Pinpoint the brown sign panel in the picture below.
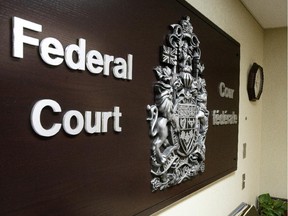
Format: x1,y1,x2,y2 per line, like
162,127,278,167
0,0,239,215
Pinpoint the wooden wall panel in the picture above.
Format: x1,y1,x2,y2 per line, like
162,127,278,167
0,0,239,215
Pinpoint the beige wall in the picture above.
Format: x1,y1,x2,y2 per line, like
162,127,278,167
261,27,287,199
153,0,288,215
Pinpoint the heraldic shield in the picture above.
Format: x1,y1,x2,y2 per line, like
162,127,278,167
177,104,197,156
147,17,209,191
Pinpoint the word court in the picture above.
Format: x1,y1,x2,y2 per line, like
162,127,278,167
11,16,134,137
31,99,122,137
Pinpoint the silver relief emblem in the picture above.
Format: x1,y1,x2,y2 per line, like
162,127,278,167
147,17,209,191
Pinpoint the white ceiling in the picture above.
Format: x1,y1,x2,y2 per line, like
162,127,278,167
240,0,287,29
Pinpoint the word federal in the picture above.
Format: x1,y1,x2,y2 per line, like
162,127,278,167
212,110,238,126
12,16,133,80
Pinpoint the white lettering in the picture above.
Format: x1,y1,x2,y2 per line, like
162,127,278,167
101,111,113,133
86,50,103,74
85,111,102,133
219,82,234,99
103,54,114,76
30,99,122,137
212,110,238,126
39,37,64,66
30,99,62,137
113,106,122,132
65,38,86,71
113,57,127,79
12,17,133,80
127,54,133,80
63,110,84,135
13,17,42,58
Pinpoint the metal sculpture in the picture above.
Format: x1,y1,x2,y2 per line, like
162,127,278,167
147,16,209,191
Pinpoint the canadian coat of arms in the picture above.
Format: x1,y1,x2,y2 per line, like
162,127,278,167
147,16,209,191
